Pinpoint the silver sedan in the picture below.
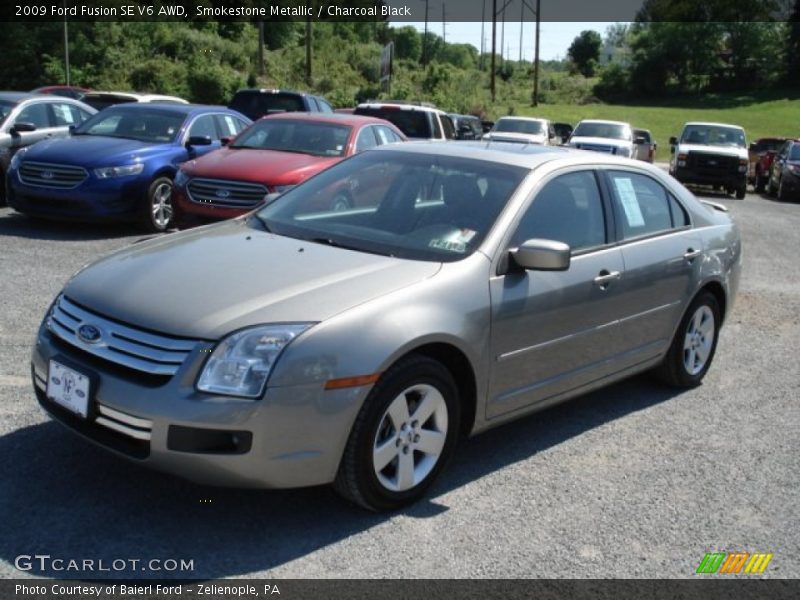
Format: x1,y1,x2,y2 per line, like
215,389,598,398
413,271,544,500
32,142,742,510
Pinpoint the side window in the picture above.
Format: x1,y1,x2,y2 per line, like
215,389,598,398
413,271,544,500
511,171,606,252
669,195,690,227
375,126,401,145
76,107,93,123
51,103,80,126
355,127,378,152
430,113,442,139
441,115,456,140
188,115,218,140
215,114,248,137
14,103,51,128
317,98,333,113
607,171,675,239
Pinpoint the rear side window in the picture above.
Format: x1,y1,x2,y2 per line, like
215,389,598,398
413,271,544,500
607,171,686,239
441,115,456,140
215,114,248,137
375,125,403,144
15,103,51,128
230,92,305,117
316,98,333,113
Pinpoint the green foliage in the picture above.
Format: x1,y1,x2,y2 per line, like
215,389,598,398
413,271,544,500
390,26,421,62
568,30,602,77
130,58,190,98
187,60,243,105
594,64,631,102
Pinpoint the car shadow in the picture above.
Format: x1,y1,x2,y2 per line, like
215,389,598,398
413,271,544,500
0,374,680,580
0,210,158,242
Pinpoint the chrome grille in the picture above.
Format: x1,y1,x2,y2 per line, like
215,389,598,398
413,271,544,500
579,144,615,154
19,161,88,189
47,295,200,376
187,178,268,208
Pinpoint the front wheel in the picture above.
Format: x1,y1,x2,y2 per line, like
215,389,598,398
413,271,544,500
735,183,746,200
656,292,721,388
777,178,789,202
334,355,461,511
141,176,174,232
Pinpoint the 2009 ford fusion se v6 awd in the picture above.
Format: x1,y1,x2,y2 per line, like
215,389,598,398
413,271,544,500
32,142,741,511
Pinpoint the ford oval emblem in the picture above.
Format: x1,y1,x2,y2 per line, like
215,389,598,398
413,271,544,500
215,189,231,199
42,171,54,179
77,324,102,344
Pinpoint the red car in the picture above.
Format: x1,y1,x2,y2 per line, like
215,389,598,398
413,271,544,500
748,137,791,193
173,113,406,224
30,85,90,100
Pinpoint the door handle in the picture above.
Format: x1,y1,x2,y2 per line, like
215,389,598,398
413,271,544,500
593,270,621,288
684,248,702,261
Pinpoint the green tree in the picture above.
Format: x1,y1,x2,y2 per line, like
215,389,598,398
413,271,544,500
787,0,800,86
390,26,421,62
567,30,602,77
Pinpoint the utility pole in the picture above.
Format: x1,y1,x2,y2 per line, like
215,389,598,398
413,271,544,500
533,0,540,106
480,0,485,70
257,22,264,76
63,13,70,85
500,1,505,63
491,0,496,101
442,4,446,44
422,0,429,65
519,0,524,62
305,15,312,85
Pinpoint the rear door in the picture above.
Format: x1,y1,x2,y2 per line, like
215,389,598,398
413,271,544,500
603,169,702,361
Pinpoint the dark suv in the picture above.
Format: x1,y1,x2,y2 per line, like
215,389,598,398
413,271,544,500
228,89,333,121
448,114,483,140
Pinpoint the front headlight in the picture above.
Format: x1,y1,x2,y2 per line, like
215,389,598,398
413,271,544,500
94,163,144,179
9,147,29,170
174,169,189,187
196,324,314,398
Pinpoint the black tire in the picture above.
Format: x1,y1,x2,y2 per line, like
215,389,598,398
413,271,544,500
334,354,461,511
0,167,6,206
656,291,721,388
755,171,766,193
767,174,777,197
735,184,746,200
140,176,174,232
777,178,789,202
330,192,353,212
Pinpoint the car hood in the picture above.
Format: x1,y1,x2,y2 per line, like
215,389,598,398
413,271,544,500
182,147,341,185
484,132,547,144
570,136,631,148
63,220,441,340
21,135,172,166
678,143,747,159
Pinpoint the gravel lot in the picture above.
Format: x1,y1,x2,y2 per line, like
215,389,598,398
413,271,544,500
0,187,798,580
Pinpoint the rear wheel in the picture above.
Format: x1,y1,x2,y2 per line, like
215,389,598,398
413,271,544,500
141,176,174,232
735,183,746,200
334,355,460,511
656,292,720,388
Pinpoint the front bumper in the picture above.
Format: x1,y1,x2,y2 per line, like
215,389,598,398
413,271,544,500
7,172,145,221
673,166,745,189
32,323,366,489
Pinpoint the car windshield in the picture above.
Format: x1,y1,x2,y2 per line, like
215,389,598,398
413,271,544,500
790,144,800,160
681,125,746,148
573,122,631,140
74,107,186,143
494,119,544,135
753,139,785,153
0,100,15,126
354,107,432,139
232,119,350,157
255,151,527,262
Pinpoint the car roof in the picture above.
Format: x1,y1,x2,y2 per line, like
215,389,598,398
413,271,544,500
576,119,631,127
683,121,744,130
234,88,311,97
0,92,43,102
497,116,548,122
260,112,403,128
83,91,187,103
94,103,235,116
356,102,447,115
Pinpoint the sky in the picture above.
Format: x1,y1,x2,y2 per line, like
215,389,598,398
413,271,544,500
401,21,621,61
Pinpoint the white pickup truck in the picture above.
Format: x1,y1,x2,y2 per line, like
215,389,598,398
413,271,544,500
669,121,748,199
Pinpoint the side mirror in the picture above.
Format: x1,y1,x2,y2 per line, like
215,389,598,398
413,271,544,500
634,136,646,145
186,135,212,147
10,122,37,134
669,136,678,146
220,136,233,146
510,239,571,271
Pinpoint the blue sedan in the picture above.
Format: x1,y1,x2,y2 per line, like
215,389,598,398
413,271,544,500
6,103,251,231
